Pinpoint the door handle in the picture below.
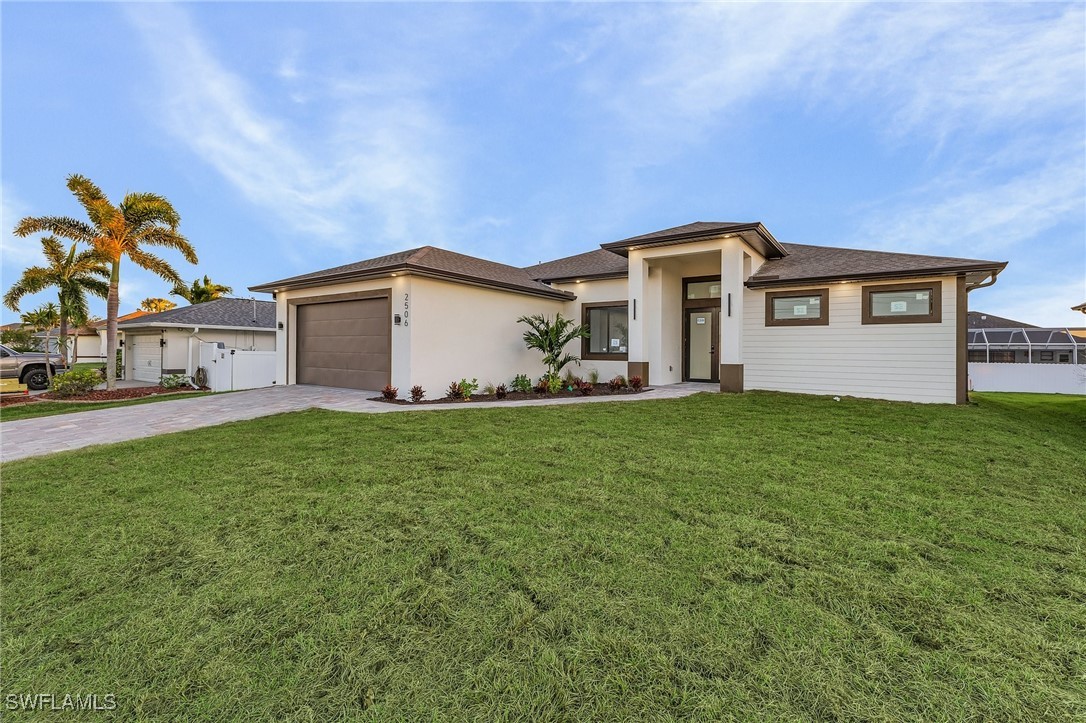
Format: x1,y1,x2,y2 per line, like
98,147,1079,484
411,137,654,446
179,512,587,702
710,345,716,354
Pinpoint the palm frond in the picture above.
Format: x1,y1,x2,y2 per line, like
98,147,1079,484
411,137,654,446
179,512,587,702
3,269,51,312
125,247,183,286
66,174,118,228
121,192,181,230
137,227,198,264
13,216,96,243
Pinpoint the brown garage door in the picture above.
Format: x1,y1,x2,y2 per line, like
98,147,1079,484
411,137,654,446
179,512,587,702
296,297,390,389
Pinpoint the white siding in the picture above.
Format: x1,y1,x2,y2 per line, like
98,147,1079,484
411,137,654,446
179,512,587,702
743,277,959,403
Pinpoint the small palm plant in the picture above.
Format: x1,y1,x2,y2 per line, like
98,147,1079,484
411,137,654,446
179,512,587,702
21,303,60,383
517,312,589,382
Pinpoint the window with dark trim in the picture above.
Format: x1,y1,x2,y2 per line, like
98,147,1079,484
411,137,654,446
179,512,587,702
861,281,942,324
1039,350,1054,362
582,302,628,360
967,350,987,362
764,288,829,326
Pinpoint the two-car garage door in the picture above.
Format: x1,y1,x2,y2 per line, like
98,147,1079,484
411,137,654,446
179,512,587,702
295,297,390,390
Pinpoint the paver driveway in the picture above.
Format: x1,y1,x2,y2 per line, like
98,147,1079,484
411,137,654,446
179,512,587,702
1,383,711,462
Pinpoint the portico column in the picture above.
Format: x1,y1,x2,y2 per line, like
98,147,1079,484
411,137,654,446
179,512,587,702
720,239,746,392
626,250,650,384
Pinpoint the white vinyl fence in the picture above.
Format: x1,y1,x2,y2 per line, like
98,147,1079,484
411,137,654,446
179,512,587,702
969,363,1086,395
198,342,277,393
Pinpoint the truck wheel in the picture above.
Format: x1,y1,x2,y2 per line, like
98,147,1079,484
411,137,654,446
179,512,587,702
22,368,50,390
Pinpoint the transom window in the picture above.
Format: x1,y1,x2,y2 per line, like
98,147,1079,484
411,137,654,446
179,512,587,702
582,302,628,360
764,289,829,326
686,281,721,300
862,281,942,324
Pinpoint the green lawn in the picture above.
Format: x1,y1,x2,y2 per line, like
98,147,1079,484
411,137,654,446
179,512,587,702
0,391,213,422
2,392,1083,720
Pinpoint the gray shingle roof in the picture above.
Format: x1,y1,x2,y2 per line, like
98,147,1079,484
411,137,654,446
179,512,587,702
524,249,628,282
251,246,573,300
968,311,1036,329
747,243,1006,288
118,298,276,330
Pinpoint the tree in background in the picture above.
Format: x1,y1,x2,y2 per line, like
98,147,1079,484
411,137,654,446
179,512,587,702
140,297,177,313
171,275,233,305
21,303,60,382
3,236,110,367
0,327,36,352
14,175,197,389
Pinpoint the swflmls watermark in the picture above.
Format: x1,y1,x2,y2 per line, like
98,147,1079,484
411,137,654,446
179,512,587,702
5,693,116,712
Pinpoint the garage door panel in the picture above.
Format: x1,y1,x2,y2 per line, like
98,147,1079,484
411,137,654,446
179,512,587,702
131,337,162,383
295,297,390,390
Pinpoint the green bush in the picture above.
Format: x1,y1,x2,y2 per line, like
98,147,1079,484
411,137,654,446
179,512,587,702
49,368,100,398
460,378,480,401
160,373,189,389
511,374,532,394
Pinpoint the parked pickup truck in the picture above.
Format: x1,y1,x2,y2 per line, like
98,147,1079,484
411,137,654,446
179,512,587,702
0,344,68,390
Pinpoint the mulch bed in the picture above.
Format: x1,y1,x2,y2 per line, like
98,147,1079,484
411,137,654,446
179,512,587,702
0,395,43,407
37,386,207,403
371,383,649,405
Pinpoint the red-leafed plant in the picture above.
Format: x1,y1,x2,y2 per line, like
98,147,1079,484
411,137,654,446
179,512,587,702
629,375,643,391
381,384,398,401
410,385,425,403
495,384,508,399
608,375,626,392
446,380,464,399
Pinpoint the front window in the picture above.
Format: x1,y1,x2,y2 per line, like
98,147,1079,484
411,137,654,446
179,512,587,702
583,303,628,360
862,281,942,324
765,289,829,326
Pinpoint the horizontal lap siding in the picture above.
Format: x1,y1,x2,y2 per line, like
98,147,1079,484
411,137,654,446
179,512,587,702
743,279,957,403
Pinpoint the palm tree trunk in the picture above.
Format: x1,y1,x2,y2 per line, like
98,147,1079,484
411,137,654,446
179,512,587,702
105,260,120,391
58,313,69,368
44,329,53,382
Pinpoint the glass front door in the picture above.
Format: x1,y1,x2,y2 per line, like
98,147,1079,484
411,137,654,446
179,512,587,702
685,308,719,382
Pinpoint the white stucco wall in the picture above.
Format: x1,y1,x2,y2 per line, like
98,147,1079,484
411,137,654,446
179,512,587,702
407,276,566,395
743,276,960,403
120,327,276,379
551,277,629,382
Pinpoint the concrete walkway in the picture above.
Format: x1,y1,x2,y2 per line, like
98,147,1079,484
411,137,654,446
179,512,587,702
1,383,715,463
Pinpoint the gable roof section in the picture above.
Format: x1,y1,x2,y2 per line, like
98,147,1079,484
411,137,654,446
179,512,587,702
118,298,276,330
524,249,628,283
601,221,788,259
747,243,1006,289
251,246,574,300
968,311,1036,329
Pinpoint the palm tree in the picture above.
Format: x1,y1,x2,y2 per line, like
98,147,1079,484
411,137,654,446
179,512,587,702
14,175,197,389
171,275,233,304
3,236,110,367
517,312,589,380
21,303,60,383
140,297,177,313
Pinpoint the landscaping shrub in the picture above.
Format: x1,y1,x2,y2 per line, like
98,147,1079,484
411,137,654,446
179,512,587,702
511,374,533,394
563,368,578,386
381,384,399,401
446,381,464,399
547,374,562,395
481,382,496,396
587,368,600,385
534,377,549,395
577,380,594,396
410,385,425,403
48,368,100,398
608,375,626,392
629,375,643,391
460,378,480,401
495,384,508,399
160,373,189,389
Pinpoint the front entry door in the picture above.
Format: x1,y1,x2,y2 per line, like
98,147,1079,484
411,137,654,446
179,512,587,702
684,308,719,382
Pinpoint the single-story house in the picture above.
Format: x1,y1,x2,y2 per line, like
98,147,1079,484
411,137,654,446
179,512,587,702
117,298,276,383
32,324,103,362
250,221,1008,404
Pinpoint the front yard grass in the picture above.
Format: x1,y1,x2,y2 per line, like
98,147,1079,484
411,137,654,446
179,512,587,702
2,392,1083,720
0,391,213,422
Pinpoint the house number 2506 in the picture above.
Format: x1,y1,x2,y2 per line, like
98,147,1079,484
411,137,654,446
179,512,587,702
402,293,410,326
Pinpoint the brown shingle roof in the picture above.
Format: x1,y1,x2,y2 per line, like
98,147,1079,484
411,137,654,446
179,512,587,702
524,249,627,282
251,246,573,300
746,243,1006,288
968,311,1036,329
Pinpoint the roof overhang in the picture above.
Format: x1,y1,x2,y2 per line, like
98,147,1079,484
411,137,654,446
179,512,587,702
117,322,276,332
250,264,575,301
745,262,1008,290
601,222,788,260
539,271,630,284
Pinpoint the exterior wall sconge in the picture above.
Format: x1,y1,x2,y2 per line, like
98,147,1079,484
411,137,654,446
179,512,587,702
160,338,167,347
277,321,284,330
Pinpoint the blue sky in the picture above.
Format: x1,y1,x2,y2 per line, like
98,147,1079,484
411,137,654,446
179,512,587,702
3,2,1084,326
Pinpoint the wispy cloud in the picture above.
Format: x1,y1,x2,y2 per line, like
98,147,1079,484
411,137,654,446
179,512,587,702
124,4,453,252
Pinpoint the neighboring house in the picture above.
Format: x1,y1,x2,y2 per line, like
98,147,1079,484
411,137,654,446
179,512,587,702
965,309,1085,395
117,298,276,383
251,221,1008,404
967,311,1036,329
32,324,104,363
